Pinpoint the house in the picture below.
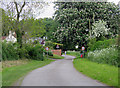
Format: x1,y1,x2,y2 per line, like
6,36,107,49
2,31,46,45
27,37,45,46
2,31,17,43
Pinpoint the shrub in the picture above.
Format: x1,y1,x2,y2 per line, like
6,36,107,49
45,41,54,49
87,46,118,66
44,50,53,56
87,38,117,51
2,42,44,61
22,43,33,58
2,42,19,60
28,44,44,60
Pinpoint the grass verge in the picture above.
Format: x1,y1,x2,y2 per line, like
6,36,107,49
48,54,64,59
66,51,80,57
73,58,118,87
2,58,54,86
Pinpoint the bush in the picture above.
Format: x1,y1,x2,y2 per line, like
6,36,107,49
2,42,19,60
87,46,118,66
45,41,54,49
44,50,53,56
28,44,44,60
87,38,117,51
2,42,44,61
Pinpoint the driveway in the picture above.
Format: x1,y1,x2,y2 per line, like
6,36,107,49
21,55,108,86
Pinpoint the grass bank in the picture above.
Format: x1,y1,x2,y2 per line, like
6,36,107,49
2,58,54,86
73,58,118,87
66,51,80,57
48,54,64,59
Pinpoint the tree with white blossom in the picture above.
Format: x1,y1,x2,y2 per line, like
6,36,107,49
53,2,119,50
91,20,111,40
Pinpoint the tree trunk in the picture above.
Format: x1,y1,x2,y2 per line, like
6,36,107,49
14,1,26,48
16,29,22,48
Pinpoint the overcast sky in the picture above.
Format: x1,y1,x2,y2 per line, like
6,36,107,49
36,0,120,19
36,2,55,19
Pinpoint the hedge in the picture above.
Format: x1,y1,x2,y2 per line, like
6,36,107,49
2,42,44,61
88,38,117,51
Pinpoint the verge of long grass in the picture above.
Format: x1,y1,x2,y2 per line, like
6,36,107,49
66,51,80,57
73,58,118,87
87,47,118,66
0,62,2,87
48,54,64,59
2,58,54,86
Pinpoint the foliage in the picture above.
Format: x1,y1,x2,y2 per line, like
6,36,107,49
53,2,119,50
53,42,63,49
28,44,44,60
44,50,53,56
24,18,46,38
91,20,111,40
2,42,19,60
2,1,48,47
87,46,118,66
45,41,63,49
87,38,96,52
42,18,59,40
1,8,13,36
73,59,118,86
2,42,44,61
87,38,117,51
45,41,54,49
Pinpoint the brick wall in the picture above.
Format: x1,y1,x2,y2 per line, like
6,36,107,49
51,49,62,56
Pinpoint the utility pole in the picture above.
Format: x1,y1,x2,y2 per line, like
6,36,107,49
89,19,91,39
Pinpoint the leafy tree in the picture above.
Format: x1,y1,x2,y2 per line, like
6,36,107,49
1,8,14,36
53,2,119,50
42,18,59,41
91,20,111,40
23,18,46,38
2,0,48,47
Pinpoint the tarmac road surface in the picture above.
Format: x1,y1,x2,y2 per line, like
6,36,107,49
21,55,108,86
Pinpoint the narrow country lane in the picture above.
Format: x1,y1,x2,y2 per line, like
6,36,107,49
21,55,108,86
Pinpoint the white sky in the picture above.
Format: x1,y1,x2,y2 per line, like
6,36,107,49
36,0,120,19
36,2,55,19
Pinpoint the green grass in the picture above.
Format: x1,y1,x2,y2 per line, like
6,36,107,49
0,62,2,87
48,54,64,59
2,58,54,86
73,58,118,87
66,51,80,57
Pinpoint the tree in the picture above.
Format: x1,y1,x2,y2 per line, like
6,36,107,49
42,18,59,41
14,17,46,43
26,18,46,38
2,0,48,47
53,2,120,50
1,8,14,36
91,20,111,40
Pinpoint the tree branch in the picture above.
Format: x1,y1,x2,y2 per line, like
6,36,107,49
19,1,26,13
14,1,19,14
